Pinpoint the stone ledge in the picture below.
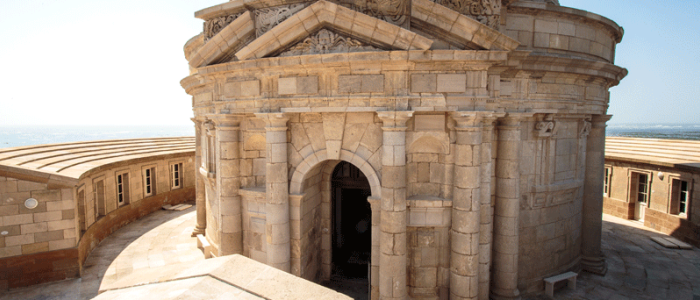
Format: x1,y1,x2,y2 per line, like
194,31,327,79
96,254,352,300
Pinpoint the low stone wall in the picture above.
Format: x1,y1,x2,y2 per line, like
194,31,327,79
0,186,194,291
603,197,634,220
644,209,700,247
78,186,194,269
0,248,79,290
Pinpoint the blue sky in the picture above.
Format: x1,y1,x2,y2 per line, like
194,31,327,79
0,0,697,126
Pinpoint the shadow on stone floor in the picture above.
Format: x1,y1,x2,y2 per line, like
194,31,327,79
0,204,201,300
2,212,699,300
525,215,700,300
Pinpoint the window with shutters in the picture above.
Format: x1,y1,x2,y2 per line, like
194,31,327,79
116,171,130,206
171,162,183,189
143,166,157,197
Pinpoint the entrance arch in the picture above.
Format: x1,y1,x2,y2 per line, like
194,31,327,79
330,161,372,280
289,151,380,299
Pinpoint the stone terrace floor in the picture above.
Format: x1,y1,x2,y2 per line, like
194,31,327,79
2,211,699,300
526,214,700,300
1,204,204,300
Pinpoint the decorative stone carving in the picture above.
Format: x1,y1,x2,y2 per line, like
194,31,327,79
430,0,501,29
336,0,409,27
204,121,216,136
535,121,556,137
255,4,307,37
204,13,244,41
579,119,592,138
278,29,380,57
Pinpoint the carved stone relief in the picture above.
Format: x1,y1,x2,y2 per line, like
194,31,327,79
204,13,245,41
255,4,308,37
535,121,556,138
278,29,381,57
335,0,409,28
430,0,501,29
579,119,592,138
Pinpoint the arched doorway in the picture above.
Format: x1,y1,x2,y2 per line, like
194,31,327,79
330,161,372,296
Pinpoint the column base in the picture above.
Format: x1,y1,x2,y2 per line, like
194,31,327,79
191,227,205,237
490,288,520,300
581,255,607,276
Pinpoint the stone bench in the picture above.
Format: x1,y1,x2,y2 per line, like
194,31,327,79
544,271,577,298
196,234,212,259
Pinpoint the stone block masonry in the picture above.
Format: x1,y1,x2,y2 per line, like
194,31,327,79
183,0,627,298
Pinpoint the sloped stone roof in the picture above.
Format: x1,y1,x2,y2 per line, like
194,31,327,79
0,137,194,186
606,137,700,171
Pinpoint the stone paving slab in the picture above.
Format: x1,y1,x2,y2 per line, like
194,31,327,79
0,205,203,300
2,210,699,300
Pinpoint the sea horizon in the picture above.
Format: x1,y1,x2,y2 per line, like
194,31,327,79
0,124,194,149
1,123,700,149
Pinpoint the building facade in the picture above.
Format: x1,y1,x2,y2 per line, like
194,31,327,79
604,137,700,247
181,0,627,298
0,138,195,289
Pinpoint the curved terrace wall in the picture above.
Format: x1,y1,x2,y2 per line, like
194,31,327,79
0,139,195,290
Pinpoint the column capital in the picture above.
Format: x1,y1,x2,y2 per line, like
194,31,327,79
590,114,613,127
209,114,245,130
498,112,535,127
377,111,414,129
450,111,498,129
203,120,216,137
191,117,206,124
254,112,291,129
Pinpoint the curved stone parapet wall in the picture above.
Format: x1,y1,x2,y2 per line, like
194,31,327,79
182,0,627,298
506,1,624,64
0,139,195,290
76,155,195,271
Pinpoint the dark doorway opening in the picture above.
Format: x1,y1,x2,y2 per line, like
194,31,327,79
327,161,371,299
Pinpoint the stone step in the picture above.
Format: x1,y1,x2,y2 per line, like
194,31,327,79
651,237,679,249
665,237,693,250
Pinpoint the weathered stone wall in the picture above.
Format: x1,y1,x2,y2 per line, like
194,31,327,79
183,0,627,297
0,178,76,259
506,3,622,63
604,160,700,247
0,153,195,290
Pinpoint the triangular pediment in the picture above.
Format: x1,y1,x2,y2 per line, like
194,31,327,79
277,28,383,57
234,0,433,61
411,0,519,51
188,11,255,68
187,0,519,68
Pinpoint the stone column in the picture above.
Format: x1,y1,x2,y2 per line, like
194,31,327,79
368,196,381,300
491,113,531,300
256,112,291,272
191,118,207,237
211,115,244,255
478,114,500,300
449,112,484,300
580,115,612,275
377,111,413,300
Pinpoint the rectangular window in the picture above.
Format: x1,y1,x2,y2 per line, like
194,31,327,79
144,166,156,197
671,179,690,215
93,179,105,217
117,172,130,206
604,167,611,196
637,173,649,204
171,162,183,189
78,188,86,231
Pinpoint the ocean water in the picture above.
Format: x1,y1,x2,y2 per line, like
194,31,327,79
606,124,700,140
1,124,699,149
0,125,194,149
